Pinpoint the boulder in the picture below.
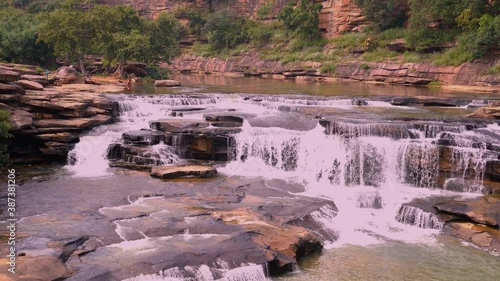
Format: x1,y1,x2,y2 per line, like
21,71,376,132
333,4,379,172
10,109,33,130
0,68,20,82
16,79,44,90
154,80,181,87
54,66,79,84
124,63,148,77
150,165,217,179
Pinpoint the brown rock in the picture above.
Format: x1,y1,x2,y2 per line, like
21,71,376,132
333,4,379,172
34,114,113,129
16,79,44,90
0,68,20,82
0,82,24,94
435,196,500,227
21,74,49,86
11,255,72,280
54,66,79,84
150,165,217,179
150,119,210,133
10,109,33,130
39,141,76,156
33,132,80,143
154,79,181,87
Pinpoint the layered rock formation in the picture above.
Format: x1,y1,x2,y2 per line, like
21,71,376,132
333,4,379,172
0,63,120,163
171,53,500,87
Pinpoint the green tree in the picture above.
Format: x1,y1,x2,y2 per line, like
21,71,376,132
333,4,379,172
0,110,12,168
149,12,184,61
0,7,55,65
278,0,323,38
38,0,96,76
203,10,248,49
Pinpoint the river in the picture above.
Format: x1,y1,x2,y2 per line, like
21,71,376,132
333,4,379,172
8,75,500,281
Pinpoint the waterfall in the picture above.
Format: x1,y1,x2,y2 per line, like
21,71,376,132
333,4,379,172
395,205,444,229
221,118,495,245
66,95,219,177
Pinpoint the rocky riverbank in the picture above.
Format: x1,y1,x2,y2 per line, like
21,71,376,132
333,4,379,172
0,63,123,164
170,53,500,92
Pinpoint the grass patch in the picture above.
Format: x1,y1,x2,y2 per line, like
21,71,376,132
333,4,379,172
330,32,367,51
433,46,472,66
486,65,500,75
362,48,399,62
320,62,336,74
402,52,433,63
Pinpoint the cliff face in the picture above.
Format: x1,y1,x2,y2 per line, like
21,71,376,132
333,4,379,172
171,53,500,87
97,0,367,38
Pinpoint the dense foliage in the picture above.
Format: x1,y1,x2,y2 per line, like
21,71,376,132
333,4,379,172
0,110,12,168
278,0,323,38
203,10,248,49
0,0,183,75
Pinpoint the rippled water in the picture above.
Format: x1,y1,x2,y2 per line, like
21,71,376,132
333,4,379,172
279,237,500,281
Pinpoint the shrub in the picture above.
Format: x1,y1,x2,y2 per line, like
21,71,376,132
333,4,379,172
187,11,206,37
257,1,274,19
246,22,274,47
320,63,336,74
355,0,407,30
278,0,323,38
0,110,12,168
405,28,458,52
486,65,500,75
433,45,473,66
330,33,367,50
203,10,248,49
362,48,398,62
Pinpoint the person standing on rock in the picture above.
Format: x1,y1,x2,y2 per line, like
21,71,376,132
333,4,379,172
44,69,49,79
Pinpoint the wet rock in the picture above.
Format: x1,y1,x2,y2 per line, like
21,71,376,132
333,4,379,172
203,113,251,123
60,236,89,262
0,68,20,82
54,66,79,84
151,165,217,179
248,113,317,131
150,119,209,133
443,222,500,251
15,79,44,90
351,98,368,106
123,130,165,145
155,79,181,87
109,160,152,171
434,196,500,227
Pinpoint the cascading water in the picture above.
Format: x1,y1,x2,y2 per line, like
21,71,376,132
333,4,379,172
221,117,495,246
66,95,219,177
